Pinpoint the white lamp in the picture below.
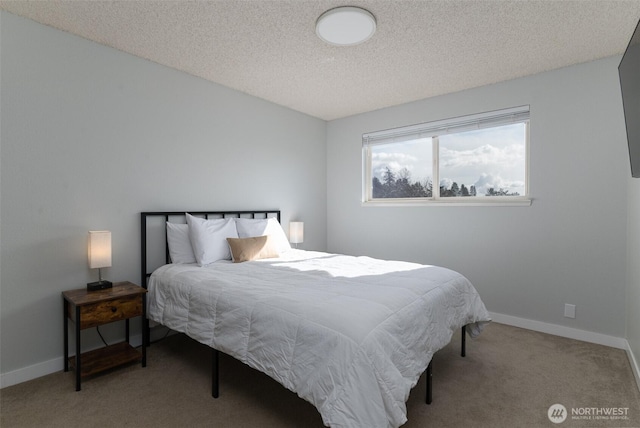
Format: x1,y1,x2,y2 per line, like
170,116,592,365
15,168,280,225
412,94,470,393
316,6,377,46
289,222,304,248
87,230,112,291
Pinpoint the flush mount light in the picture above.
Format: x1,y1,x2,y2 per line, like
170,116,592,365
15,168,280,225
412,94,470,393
316,6,376,46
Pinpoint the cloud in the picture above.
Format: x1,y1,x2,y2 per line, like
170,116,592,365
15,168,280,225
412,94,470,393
439,177,453,189
372,152,421,180
473,173,524,195
440,144,524,168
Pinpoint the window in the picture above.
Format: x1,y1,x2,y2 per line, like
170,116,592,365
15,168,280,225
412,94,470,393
362,106,530,205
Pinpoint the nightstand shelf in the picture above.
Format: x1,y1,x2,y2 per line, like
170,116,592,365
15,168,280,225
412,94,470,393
67,342,142,378
63,281,147,390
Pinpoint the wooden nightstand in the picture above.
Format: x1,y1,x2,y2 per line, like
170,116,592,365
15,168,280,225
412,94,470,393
62,281,147,391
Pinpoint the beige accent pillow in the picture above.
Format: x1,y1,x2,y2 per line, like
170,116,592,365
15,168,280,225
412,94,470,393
226,235,280,263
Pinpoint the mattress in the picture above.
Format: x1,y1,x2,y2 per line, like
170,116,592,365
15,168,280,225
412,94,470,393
147,249,490,428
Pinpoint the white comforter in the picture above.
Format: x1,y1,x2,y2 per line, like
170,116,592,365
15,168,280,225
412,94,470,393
147,249,490,428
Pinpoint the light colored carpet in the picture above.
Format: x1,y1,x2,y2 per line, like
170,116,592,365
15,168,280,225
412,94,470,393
1,322,639,427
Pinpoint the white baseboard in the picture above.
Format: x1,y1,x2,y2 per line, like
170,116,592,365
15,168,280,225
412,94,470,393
0,356,64,389
489,312,628,349
625,341,640,393
0,334,143,389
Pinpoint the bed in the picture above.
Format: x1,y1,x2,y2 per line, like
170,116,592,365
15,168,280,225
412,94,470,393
141,210,490,428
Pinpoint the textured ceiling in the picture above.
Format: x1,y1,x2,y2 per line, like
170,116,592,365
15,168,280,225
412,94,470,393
2,0,640,121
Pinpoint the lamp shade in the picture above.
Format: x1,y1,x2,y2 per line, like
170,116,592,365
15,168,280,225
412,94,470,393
289,222,304,244
88,231,112,269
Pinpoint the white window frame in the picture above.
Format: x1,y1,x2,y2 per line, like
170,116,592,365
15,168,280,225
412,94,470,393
362,106,532,206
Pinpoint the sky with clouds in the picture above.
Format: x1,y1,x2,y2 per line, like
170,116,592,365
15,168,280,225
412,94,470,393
371,123,526,196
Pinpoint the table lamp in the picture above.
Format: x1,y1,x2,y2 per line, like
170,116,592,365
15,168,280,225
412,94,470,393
289,222,304,248
87,230,113,291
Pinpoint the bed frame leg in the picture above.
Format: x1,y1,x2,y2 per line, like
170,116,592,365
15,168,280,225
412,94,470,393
426,360,432,404
461,325,466,357
425,325,466,406
144,318,150,347
212,348,219,398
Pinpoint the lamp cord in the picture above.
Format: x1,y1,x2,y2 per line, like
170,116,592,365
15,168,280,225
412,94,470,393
96,325,109,346
96,324,173,347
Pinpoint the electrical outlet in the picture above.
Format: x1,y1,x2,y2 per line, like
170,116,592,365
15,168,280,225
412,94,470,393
564,304,576,319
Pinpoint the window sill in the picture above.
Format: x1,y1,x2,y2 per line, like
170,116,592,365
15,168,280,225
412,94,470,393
362,197,532,207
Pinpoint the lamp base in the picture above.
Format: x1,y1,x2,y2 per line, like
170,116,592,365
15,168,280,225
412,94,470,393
87,280,113,291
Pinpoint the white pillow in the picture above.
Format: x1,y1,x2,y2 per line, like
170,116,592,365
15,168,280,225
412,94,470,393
166,222,196,264
186,214,238,266
235,217,291,254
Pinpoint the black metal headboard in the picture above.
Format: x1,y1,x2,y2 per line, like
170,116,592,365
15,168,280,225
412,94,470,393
140,210,281,289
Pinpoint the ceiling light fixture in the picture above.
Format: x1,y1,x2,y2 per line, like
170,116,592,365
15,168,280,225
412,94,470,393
316,6,377,46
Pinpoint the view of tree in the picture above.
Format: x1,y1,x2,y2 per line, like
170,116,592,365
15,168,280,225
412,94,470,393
373,167,432,198
372,166,519,198
485,187,520,196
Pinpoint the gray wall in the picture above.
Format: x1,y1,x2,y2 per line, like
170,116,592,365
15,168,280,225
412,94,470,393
0,12,327,377
326,56,629,338
627,177,640,376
